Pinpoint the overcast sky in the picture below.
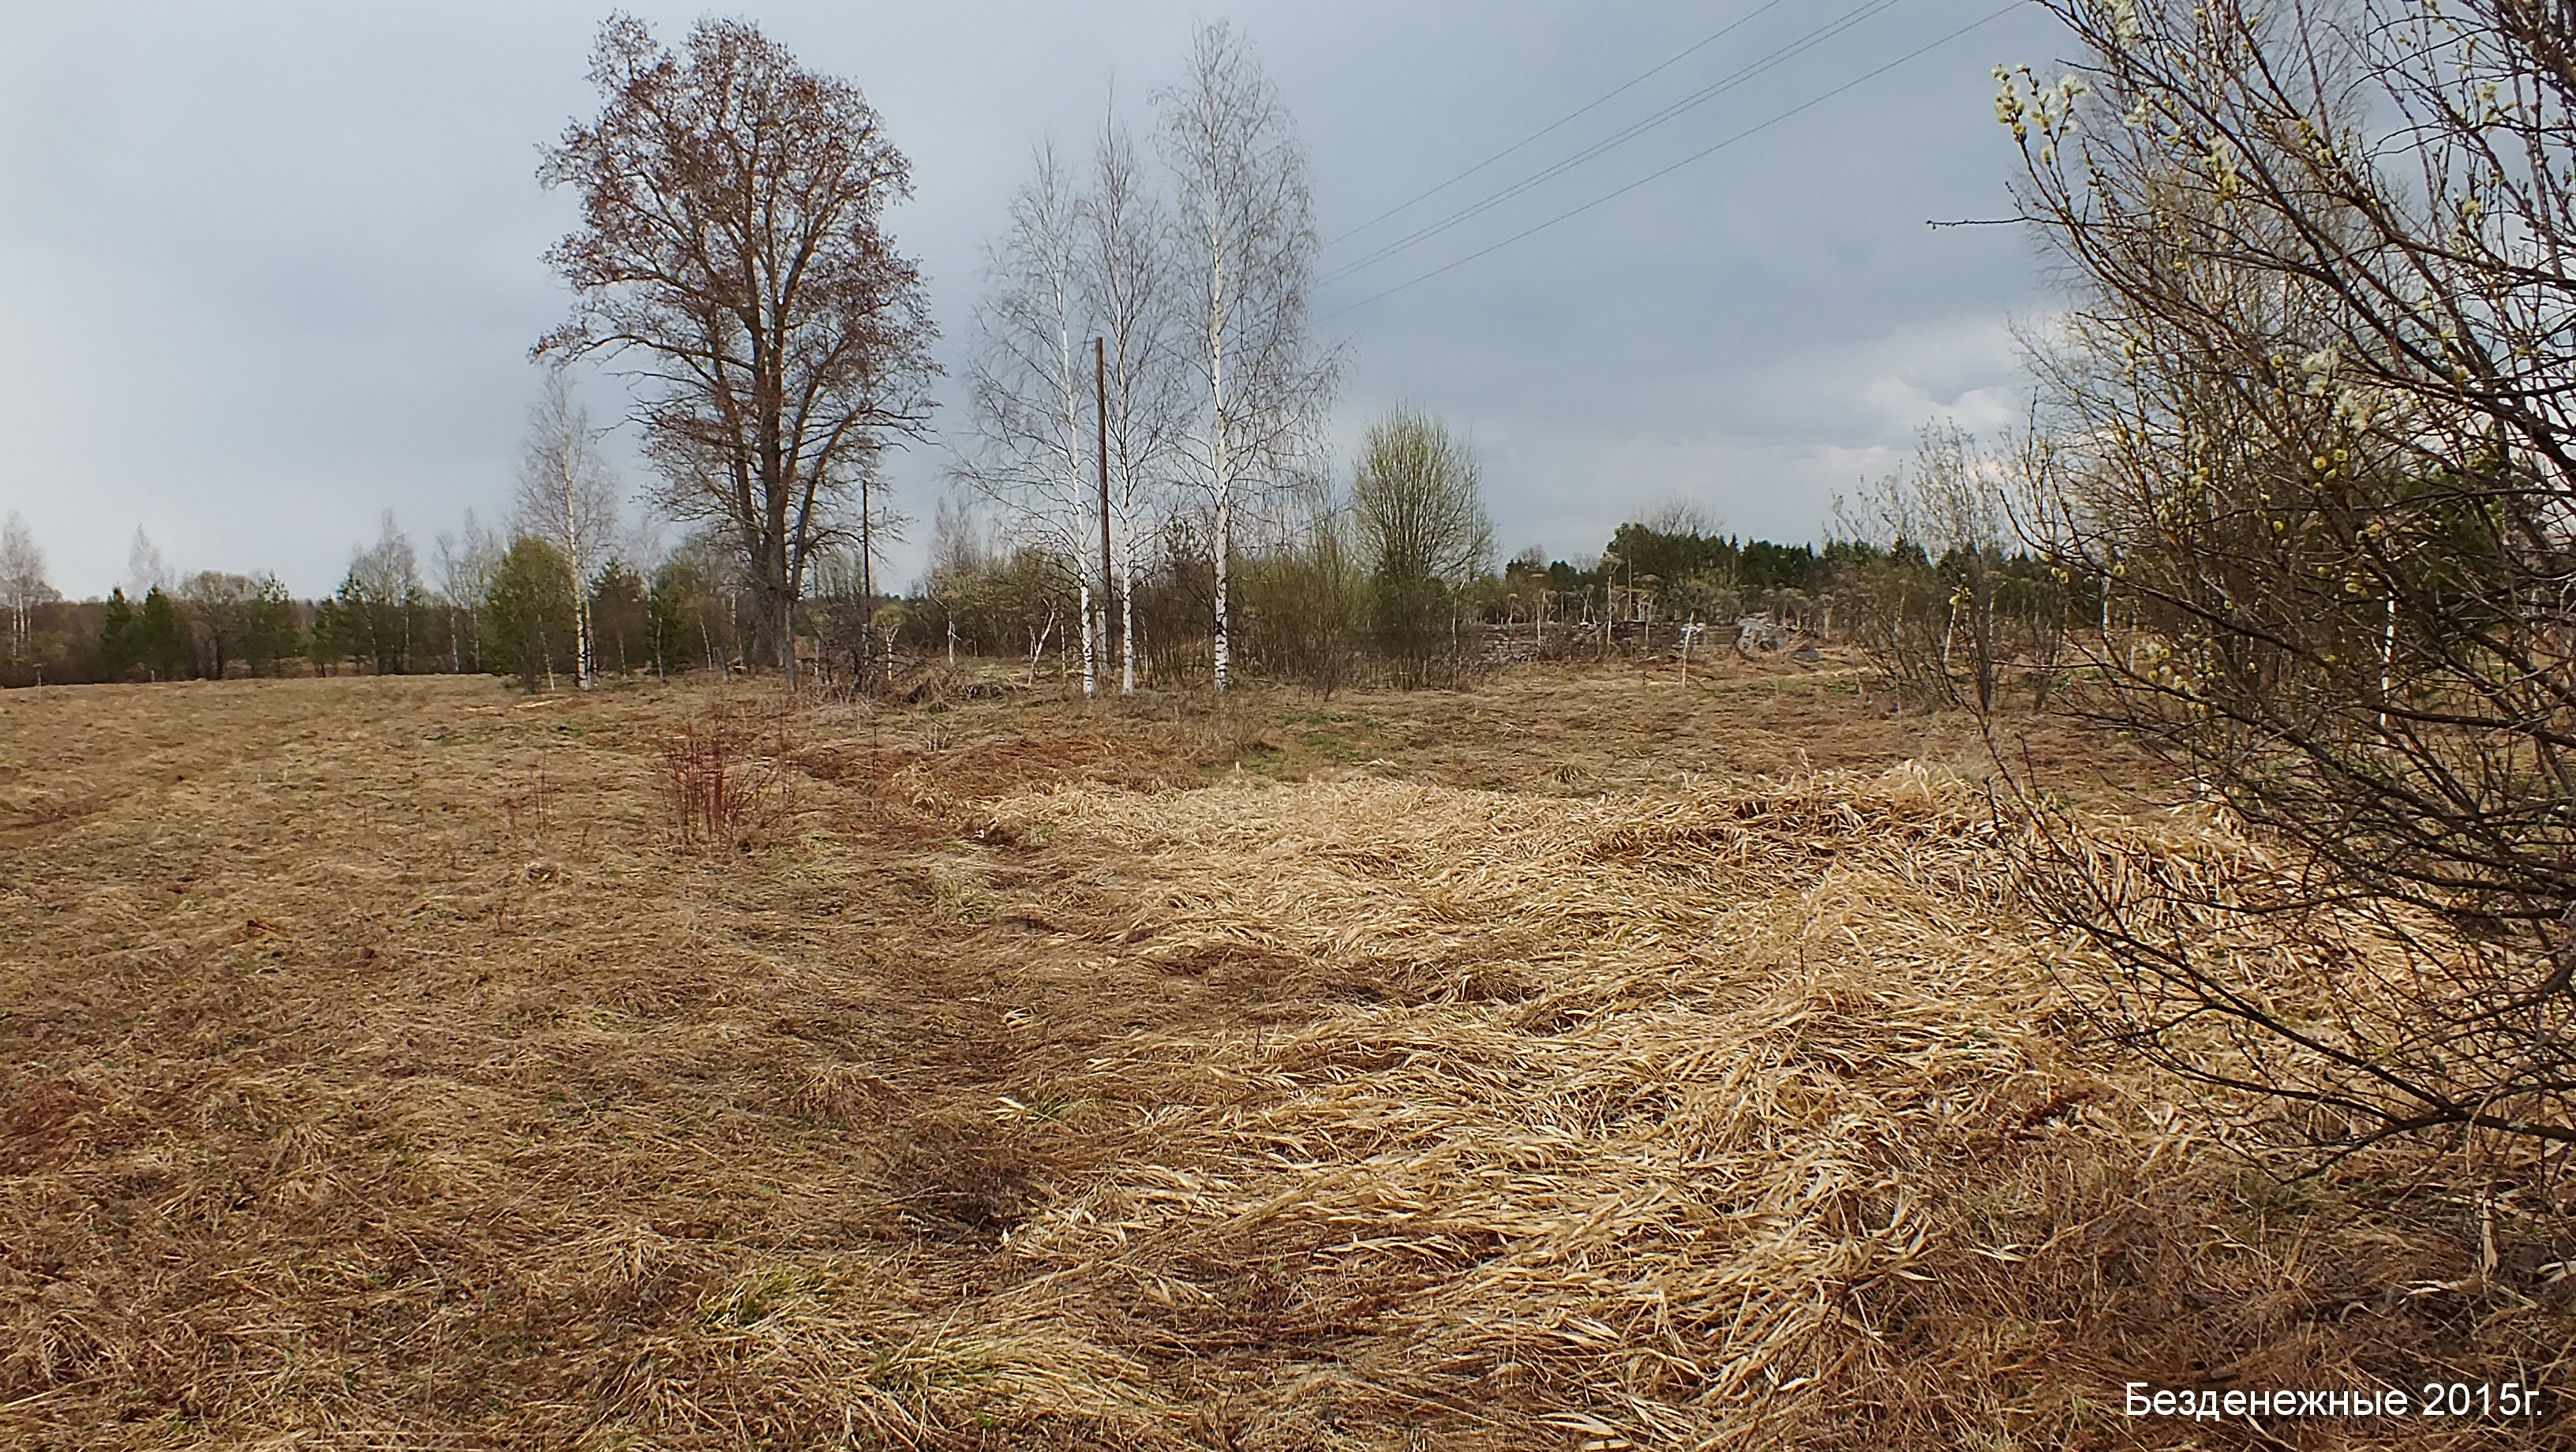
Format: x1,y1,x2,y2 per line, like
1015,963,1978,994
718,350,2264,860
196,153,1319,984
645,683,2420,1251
0,0,2069,599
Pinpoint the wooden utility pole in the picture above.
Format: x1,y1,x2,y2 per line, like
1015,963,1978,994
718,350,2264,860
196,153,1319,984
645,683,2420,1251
1095,337,1114,679
858,473,875,690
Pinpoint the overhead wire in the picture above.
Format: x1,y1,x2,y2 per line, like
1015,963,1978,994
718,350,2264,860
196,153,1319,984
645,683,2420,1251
1320,0,1913,286
1325,0,1795,248
1322,2,2024,320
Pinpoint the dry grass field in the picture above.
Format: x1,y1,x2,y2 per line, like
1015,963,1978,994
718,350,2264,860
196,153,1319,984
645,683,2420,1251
1,659,2567,1450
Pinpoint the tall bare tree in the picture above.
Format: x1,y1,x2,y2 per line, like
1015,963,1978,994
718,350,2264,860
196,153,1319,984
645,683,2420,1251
1080,116,1189,696
1156,22,1336,691
955,143,1103,693
515,372,622,688
125,528,172,601
538,15,938,672
0,512,57,656
338,512,423,675
1833,424,2032,712
177,571,257,680
434,509,506,675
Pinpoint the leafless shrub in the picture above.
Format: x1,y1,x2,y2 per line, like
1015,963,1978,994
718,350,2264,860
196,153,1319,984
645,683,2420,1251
1835,426,2069,713
2005,0,2576,1154
2023,799,2576,1166
661,719,801,849
499,762,555,839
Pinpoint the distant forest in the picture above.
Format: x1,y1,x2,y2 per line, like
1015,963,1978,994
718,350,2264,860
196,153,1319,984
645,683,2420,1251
0,503,2066,699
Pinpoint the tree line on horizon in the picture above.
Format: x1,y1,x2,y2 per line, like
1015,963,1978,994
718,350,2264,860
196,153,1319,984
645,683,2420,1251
4,488,2055,694
0,508,715,690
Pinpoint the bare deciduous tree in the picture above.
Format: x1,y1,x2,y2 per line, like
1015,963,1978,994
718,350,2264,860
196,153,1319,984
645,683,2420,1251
1081,117,1189,697
338,512,423,675
955,143,1102,693
515,372,622,689
1834,424,2049,713
434,510,506,675
960,111,1196,700
125,528,172,601
1156,22,1336,691
0,512,57,656
177,571,257,679
538,15,938,672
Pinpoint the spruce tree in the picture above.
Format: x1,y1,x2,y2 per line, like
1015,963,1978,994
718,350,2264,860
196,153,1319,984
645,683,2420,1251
137,587,185,679
587,559,646,679
96,587,136,679
481,538,576,691
645,568,692,679
242,575,302,675
307,600,347,675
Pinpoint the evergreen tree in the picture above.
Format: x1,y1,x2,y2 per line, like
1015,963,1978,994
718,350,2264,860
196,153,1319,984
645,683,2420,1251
96,587,137,679
136,587,185,679
242,575,303,675
587,559,646,679
481,537,577,691
307,599,349,675
644,567,692,679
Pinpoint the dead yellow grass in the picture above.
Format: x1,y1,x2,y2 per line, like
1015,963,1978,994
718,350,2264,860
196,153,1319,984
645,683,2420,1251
909,769,2559,1449
0,673,2563,1449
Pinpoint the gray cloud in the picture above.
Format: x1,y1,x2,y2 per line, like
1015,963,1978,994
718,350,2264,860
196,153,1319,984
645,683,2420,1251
0,0,2069,597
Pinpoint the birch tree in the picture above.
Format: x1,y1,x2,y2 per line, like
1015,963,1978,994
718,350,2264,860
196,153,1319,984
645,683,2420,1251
125,528,173,600
433,509,506,675
515,372,622,687
955,144,1103,693
0,512,57,656
337,512,423,675
1155,22,1335,691
1079,117,1189,695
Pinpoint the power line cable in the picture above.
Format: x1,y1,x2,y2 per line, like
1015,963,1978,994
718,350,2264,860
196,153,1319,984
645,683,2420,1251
1321,0,1911,286
1327,0,1795,248
1324,0,1905,284
1323,2,2022,320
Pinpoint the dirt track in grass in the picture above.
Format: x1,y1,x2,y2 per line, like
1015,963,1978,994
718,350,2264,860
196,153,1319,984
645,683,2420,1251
0,666,2559,1449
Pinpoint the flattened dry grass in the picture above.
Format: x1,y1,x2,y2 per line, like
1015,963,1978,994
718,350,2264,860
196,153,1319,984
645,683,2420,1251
0,673,2562,1449
945,770,2567,1448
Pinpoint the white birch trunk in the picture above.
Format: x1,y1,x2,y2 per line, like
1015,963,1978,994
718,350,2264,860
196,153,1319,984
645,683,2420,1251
1080,583,1096,698
1207,196,1232,694
560,474,593,689
1121,552,1136,694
